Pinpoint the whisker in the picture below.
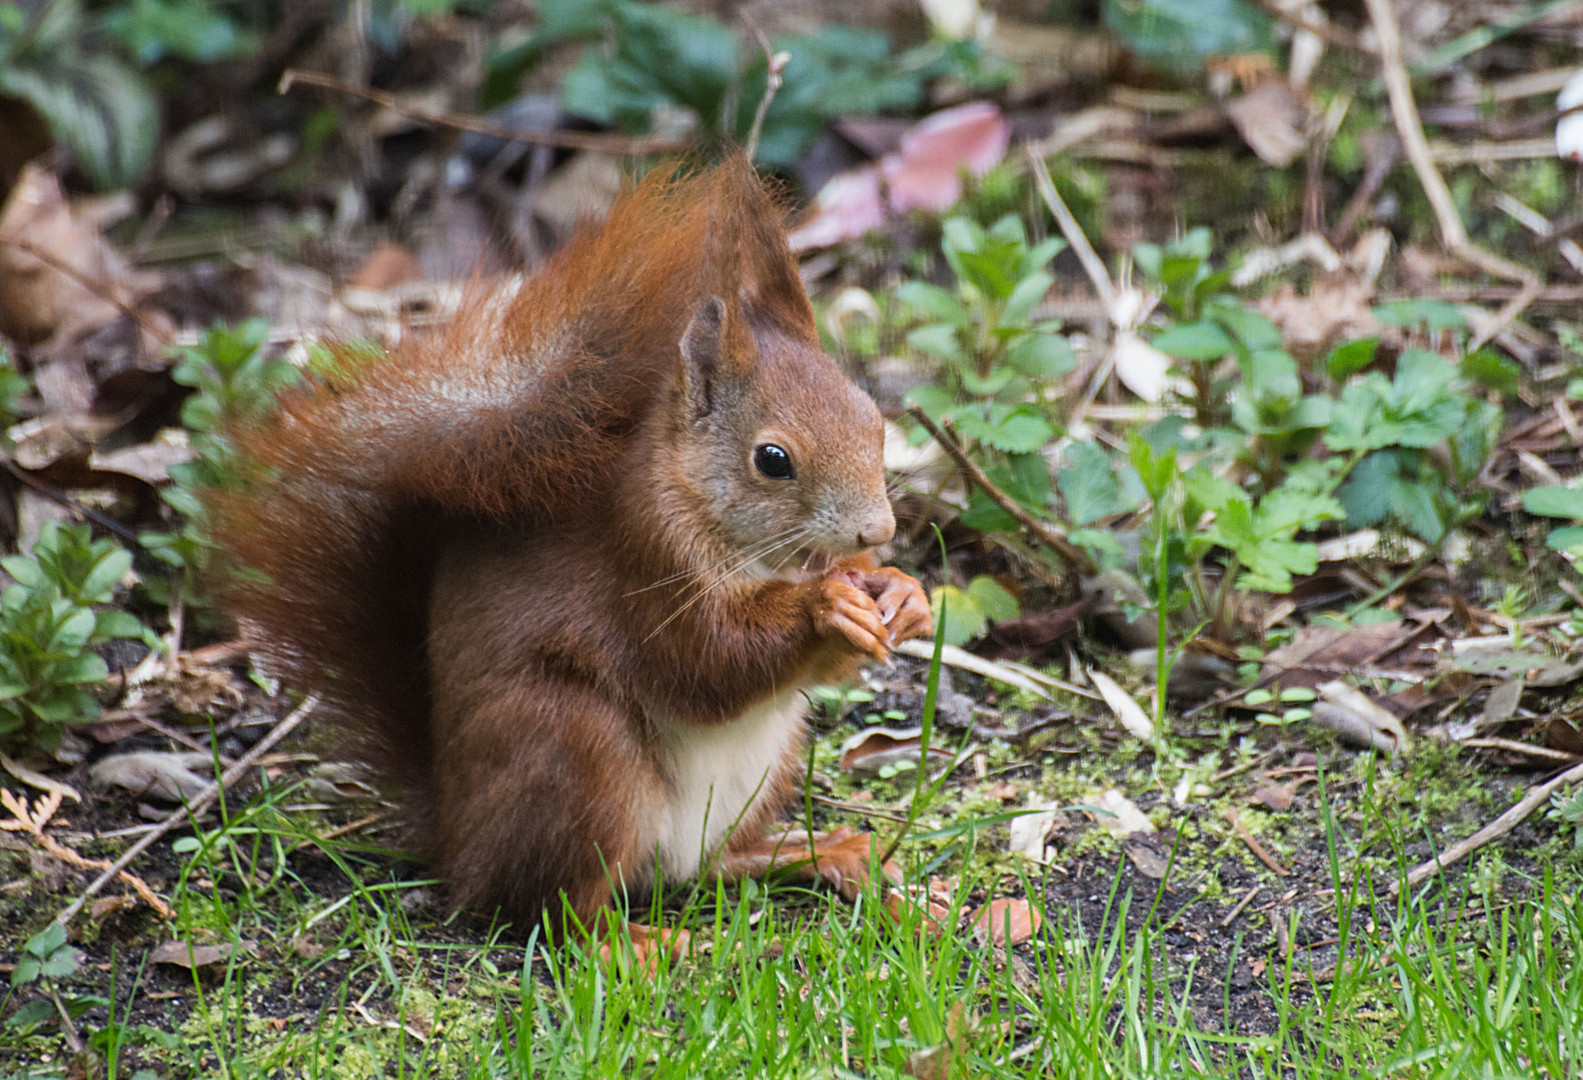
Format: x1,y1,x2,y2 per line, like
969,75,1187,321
640,526,815,644
624,524,807,595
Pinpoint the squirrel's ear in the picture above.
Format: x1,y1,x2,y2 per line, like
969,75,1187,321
679,296,729,421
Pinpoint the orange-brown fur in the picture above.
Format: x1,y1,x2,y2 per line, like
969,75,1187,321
210,155,930,927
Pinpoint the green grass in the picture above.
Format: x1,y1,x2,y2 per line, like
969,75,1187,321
7,763,1579,1080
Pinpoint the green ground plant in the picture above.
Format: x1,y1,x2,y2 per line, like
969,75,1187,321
0,520,149,753
139,318,299,611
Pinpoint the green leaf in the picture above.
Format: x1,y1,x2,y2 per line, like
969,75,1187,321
957,487,1020,533
1152,320,1235,361
0,51,158,190
1326,337,1379,381
958,366,1017,397
1004,332,1075,378
1523,485,1583,520
896,282,969,327
10,957,41,988
976,407,1055,454
103,0,249,64
0,555,46,590
903,383,956,422
1461,348,1521,396
1060,442,1141,525
953,250,1016,300
1001,452,1051,512
52,654,108,684
1372,298,1467,331
966,575,1019,622
79,549,132,604
25,922,67,959
48,607,97,653
1546,526,1583,554
906,324,966,365
94,610,146,640
930,584,986,647
1003,270,1054,326
40,946,82,979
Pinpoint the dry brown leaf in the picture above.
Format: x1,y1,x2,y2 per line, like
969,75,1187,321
972,897,1042,946
90,895,139,922
347,242,424,292
89,751,214,803
0,163,149,347
1088,788,1154,838
791,103,1009,250
1007,799,1060,862
1087,667,1155,744
1249,782,1297,812
838,727,954,777
1255,278,1382,359
1120,831,1171,879
150,939,256,970
1224,82,1308,167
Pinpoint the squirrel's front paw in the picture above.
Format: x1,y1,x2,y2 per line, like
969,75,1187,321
841,566,933,647
816,576,891,661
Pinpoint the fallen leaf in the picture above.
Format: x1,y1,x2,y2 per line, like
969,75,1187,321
1248,782,1297,812
882,102,1010,214
0,163,159,348
1007,798,1060,861
884,882,953,935
1316,681,1410,749
1112,330,1184,403
348,242,424,291
791,103,1009,250
1120,831,1171,879
972,897,1042,946
90,895,138,922
1449,638,1583,688
1480,678,1525,727
982,779,1020,802
1087,667,1155,744
838,727,955,777
974,595,1095,661
90,751,215,803
1224,81,1308,168
788,165,886,250
1087,788,1154,837
1557,69,1583,161
150,939,256,970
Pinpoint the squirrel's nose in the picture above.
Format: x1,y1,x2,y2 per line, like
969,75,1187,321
857,507,896,549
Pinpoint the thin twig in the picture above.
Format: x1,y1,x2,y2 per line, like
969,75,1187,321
1026,148,1114,308
1364,0,1542,349
906,405,1096,577
1227,807,1290,877
0,459,147,547
279,69,685,155
742,23,789,162
1220,884,1262,928
1249,0,1371,53
0,236,171,347
54,694,319,926
1395,759,1583,892
1,789,170,919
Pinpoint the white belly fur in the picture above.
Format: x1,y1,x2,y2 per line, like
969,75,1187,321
649,687,808,882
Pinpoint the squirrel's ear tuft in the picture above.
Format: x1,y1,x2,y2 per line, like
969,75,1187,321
679,296,735,421
710,156,817,341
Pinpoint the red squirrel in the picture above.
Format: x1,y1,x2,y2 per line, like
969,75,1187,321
209,155,932,929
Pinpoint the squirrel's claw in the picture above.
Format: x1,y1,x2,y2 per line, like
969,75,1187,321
819,578,891,661
844,565,933,647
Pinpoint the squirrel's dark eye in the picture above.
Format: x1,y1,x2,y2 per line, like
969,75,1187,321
754,443,795,480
